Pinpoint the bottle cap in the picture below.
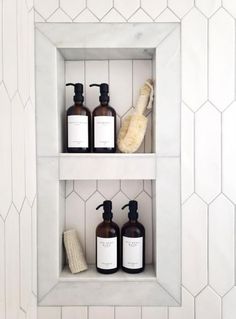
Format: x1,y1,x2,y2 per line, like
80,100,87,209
89,83,110,104
66,83,84,103
96,200,113,220
122,200,139,220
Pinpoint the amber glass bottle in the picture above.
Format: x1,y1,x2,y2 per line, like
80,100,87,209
90,83,116,153
96,200,120,274
121,201,145,274
66,83,91,153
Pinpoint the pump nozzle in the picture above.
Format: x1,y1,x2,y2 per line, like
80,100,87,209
66,82,84,103
122,200,138,220
89,83,109,104
96,200,113,220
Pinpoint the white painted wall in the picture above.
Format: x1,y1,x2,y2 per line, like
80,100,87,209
1,0,236,318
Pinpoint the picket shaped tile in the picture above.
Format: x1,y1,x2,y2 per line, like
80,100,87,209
12,93,25,211
128,9,153,22
74,180,96,201
141,0,167,19
182,8,207,111
196,0,221,17
209,9,235,110
114,0,140,19
182,194,207,295
169,288,194,319
209,195,235,295
3,0,17,98
66,192,85,250
223,287,236,319
222,102,236,203
0,85,11,219
109,60,132,117
87,0,113,20
195,102,221,203
60,0,85,20
168,0,194,18
196,287,221,319
34,0,58,20
20,200,32,311
181,103,194,202
5,205,20,319
102,9,126,22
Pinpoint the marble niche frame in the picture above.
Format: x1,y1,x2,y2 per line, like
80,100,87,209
35,23,181,306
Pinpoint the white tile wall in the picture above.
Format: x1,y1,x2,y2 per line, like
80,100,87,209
2,0,236,318
0,0,36,318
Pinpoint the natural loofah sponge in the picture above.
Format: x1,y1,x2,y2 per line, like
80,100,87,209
117,79,154,153
64,229,88,274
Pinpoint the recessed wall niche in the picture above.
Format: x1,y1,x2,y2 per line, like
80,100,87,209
36,23,181,306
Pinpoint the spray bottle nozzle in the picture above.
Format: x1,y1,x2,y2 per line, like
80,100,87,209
66,82,84,103
89,83,109,104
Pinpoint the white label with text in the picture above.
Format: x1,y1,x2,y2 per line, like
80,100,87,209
68,115,88,148
97,237,117,270
94,116,114,148
123,236,143,269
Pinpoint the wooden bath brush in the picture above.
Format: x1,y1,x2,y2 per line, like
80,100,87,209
117,79,154,153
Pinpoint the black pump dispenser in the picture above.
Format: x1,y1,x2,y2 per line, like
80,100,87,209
96,200,113,220
66,83,84,103
122,200,139,221
90,83,110,104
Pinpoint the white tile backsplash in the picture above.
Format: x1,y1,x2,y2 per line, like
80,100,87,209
209,195,235,296
141,0,167,19
114,0,140,19
2,0,236,318
5,206,20,319
60,0,86,20
142,306,168,319
62,306,87,319
209,9,235,111
3,0,17,98
222,102,236,202
115,306,141,319
12,93,25,211
87,0,113,20
195,102,221,203
195,0,221,17
168,0,194,18
181,103,194,202
182,194,207,296
195,287,221,319
0,84,12,219
169,288,194,319
89,306,114,319
20,200,32,311
182,8,207,111
223,287,236,319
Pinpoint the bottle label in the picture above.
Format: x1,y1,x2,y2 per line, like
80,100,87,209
94,116,114,148
68,115,88,148
97,237,117,270
123,236,143,269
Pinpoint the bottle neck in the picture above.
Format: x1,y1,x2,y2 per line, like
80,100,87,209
100,101,109,106
104,218,112,223
74,101,83,106
129,218,137,223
